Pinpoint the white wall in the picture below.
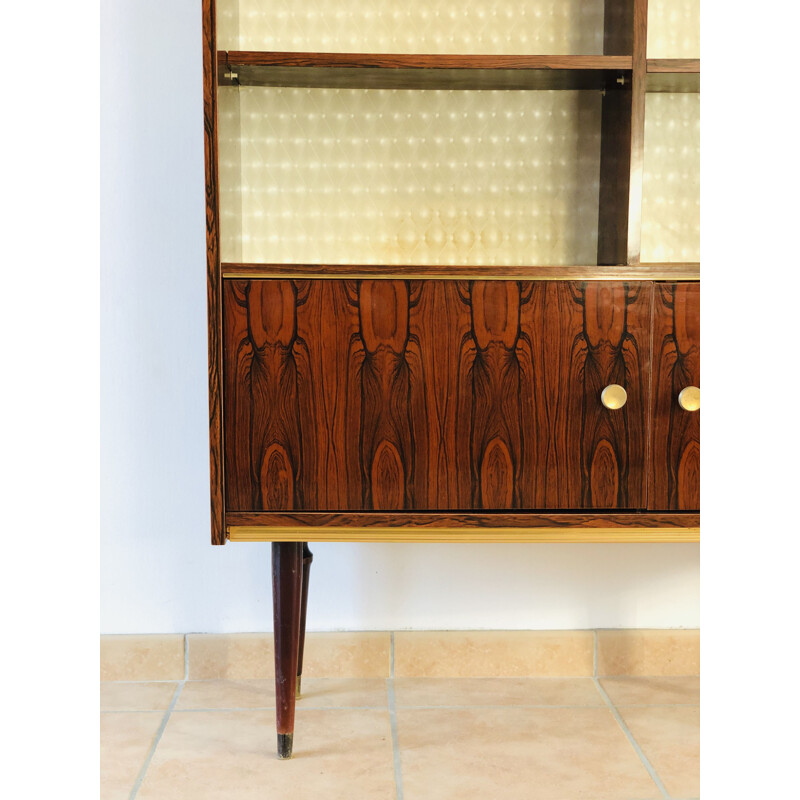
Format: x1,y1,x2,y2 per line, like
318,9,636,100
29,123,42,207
100,0,699,634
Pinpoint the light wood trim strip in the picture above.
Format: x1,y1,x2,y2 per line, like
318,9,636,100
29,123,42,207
228,526,699,543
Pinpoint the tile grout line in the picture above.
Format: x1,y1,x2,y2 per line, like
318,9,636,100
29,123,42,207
387,632,405,800
101,673,700,684
593,677,672,800
104,701,698,714
127,681,184,800
127,636,188,800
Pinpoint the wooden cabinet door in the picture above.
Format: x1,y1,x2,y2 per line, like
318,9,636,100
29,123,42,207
223,279,651,512
649,282,700,510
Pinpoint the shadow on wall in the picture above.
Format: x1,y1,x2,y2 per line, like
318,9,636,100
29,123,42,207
302,541,701,631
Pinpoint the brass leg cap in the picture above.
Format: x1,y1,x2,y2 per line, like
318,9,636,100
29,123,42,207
277,733,293,759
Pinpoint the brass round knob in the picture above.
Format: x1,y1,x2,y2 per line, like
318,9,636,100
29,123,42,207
678,386,700,412
600,384,627,410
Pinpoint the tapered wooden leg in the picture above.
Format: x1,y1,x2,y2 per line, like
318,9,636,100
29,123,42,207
296,543,313,697
272,542,303,759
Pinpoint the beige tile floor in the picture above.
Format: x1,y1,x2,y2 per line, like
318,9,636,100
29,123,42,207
101,638,699,800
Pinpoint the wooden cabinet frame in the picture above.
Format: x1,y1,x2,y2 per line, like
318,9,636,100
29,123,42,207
203,0,699,545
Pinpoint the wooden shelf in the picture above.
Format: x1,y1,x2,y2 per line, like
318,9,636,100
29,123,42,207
219,51,632,90
646,59,700,93
221,263,700,281
647,58,700,72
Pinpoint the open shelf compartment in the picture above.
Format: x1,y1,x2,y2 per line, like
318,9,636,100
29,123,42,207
218,81,627,267
640,92,699,263
217,0,613,56
647,0,700,60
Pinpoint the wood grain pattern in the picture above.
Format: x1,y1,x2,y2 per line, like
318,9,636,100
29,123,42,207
223,280,652,512
227,511,698,529
649,282,700,510
406,281,473,508
203,0,225,545
521,282,651,507
359,281,414,509
471,282,527,508
294,281,363,509
225,51,633,70
222,263,701,281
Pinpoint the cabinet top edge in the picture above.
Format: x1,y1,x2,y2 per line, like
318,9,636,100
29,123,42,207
221,263,700,281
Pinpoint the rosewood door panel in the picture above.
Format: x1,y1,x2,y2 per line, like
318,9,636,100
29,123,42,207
520,282,651,509
649,282,700,510
222,279,362,511
223,279,652,512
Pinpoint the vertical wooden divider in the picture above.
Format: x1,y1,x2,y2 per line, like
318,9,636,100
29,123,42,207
597,0,633,265
596,83,632,266
597,0,648,266
203,0,226,544
626,0,649,264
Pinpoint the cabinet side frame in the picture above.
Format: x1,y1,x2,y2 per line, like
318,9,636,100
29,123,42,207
203,0,226,544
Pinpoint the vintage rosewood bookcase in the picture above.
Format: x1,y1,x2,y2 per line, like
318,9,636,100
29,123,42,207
202,0,699,758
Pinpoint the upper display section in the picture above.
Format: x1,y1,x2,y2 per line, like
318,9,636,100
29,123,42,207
640,93,699,262
217,0,607,55
647,0,700,59
218,86,603,266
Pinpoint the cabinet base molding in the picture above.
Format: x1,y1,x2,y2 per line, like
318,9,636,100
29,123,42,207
227,512,698,543
228,526,699,544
